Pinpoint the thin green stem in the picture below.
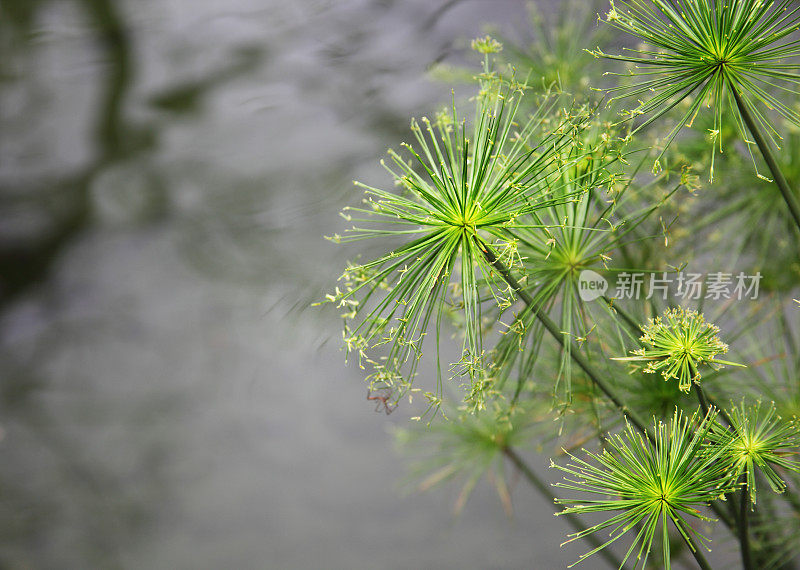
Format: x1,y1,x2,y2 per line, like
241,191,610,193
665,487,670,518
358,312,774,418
688,385,737,534
480,243,653,442
601,295,641,339
751,472,799,570
503,447,626,570
730,85,800,234
701,377,752,570
694,382,710,419
739,477,754,570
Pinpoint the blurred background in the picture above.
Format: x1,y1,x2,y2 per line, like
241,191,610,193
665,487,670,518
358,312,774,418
0,0,606,568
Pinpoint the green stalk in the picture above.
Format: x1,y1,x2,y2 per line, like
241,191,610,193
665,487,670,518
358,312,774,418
693,383,752,561
480,243,652,441
694,383,710,420
730,85,800,234
601,295,641,340
503,447,626,570
739,476,754,570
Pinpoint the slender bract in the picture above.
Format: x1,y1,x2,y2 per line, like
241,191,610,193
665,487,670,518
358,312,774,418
553,409,736,569
595,0,800,179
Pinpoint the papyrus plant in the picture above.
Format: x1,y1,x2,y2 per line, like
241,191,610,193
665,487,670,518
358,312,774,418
319,5,800,565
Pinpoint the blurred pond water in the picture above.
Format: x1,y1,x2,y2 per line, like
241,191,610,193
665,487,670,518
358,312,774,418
0,0,603,568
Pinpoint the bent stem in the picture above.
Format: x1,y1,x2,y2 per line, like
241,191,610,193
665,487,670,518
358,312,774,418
480,243,652,442
730,85,800,235
503,447,626,570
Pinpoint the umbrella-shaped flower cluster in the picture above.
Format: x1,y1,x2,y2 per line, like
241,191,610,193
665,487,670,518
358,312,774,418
324,60,598,411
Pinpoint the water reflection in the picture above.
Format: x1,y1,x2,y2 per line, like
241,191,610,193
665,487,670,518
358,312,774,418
0,0,583,568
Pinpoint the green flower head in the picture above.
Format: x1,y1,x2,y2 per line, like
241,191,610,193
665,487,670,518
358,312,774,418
595,0,800,177
471,35,503,55
323,58,593,412
615,307,743,393
710,401,800,504
553,409,736,569
396,398,543,516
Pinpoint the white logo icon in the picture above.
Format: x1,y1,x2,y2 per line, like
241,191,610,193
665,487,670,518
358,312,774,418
578,270,608,301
